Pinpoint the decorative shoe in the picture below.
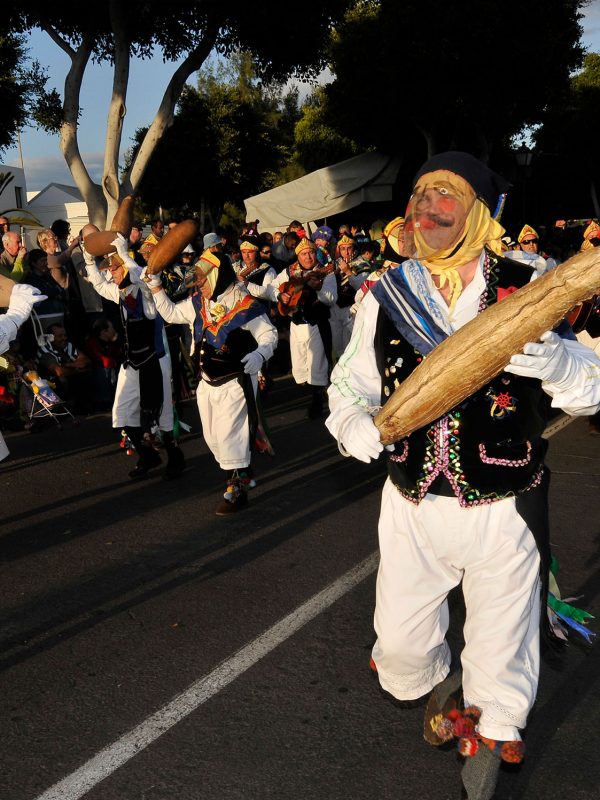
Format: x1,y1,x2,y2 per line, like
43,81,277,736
423,668,464,746
238,470,257,490
215,490,248,515
128,448,162,479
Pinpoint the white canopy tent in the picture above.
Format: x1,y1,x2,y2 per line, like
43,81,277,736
244,152,401,232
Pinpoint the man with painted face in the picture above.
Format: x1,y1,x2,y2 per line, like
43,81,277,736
147,248,278,514
83,233,185,481
326,152,600,800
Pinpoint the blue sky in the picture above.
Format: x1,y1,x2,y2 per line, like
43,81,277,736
4,2,600,192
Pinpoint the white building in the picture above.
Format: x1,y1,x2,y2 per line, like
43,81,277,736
24,182,90,248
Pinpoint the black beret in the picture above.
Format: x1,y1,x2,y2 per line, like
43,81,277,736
413,151,511,216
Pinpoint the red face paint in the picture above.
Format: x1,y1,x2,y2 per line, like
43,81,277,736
437,196,457,213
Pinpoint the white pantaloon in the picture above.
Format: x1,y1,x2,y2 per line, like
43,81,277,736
289,322,329,386
329,303,354,360
197,377,251,470
112,356,174,431
372,478,541,741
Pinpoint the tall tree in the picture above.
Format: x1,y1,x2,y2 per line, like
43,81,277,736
534,52,600,218
126,53,302,226
293,88,362,174
321,0,584,167
0,25,58,153
14,0,351,226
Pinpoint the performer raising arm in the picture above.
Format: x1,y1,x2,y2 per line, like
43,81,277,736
145,248,278,515
83,233,185,480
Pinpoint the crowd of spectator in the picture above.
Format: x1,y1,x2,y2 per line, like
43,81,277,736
0,212,598,435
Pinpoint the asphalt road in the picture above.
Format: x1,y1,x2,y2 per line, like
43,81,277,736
1,379,599,800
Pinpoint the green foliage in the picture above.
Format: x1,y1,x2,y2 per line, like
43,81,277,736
16,1,352,80
219,201,246,236
0,22,64,151
293,88,363,173
532,51,600,218
126,52,305,222
319,0,584,167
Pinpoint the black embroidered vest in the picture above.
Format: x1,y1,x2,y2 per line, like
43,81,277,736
120,289,164,369
374,254,553,507
197,327,255,385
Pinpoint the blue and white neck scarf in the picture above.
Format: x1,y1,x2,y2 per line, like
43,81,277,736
371,259,453,354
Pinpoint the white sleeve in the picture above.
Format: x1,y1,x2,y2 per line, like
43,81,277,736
261,268,289,303
316,272,337,306
0,317,18,355
246,268,278,300
151,289,196,326
543,338,600,415
85,259,121,304
242,312,279,362
326,292,383,444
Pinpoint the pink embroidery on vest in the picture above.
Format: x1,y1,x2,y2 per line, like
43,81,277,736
479,441,532,467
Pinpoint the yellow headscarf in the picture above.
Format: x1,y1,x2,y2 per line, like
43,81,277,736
383,216,405,257
517,224,538,243
195,249,221,294
295,238,316,255
581,221,600,251
406,171,505,312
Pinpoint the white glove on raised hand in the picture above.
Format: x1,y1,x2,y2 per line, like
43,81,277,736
241,350,264,374
111,233,130,258
81,241,97,268
111,234,138,270
338,413,383,463
8,284,47,326
140,267,163,289
505,330,576,389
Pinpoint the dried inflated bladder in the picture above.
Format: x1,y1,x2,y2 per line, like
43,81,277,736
146,220,200,274
374,247,600,445
83,196,135,257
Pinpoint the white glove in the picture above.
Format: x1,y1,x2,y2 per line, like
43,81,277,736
505,331,576,388
241,350,264,374
111,234,138,270
111,233,129,258
337,413,383,463
7,284,47,327
140,267,163,289
81,241,97,268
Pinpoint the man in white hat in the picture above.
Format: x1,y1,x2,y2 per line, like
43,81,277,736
203,232,223,253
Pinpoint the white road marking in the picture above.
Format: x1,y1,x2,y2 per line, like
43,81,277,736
33,552,379,800
544,413,575,439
